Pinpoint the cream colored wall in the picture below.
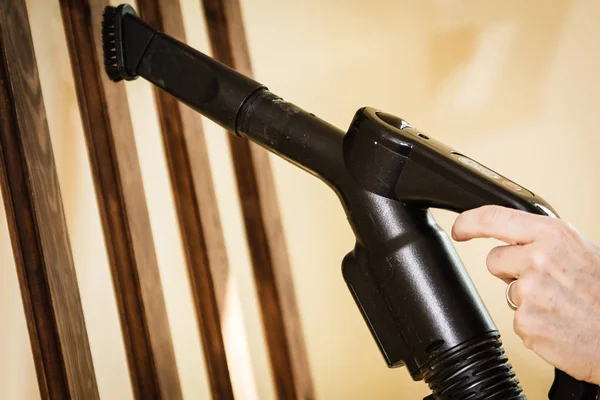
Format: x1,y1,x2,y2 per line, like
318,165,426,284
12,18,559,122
1,0,599,399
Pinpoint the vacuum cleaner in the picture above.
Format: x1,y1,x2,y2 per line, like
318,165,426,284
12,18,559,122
101,4,600,399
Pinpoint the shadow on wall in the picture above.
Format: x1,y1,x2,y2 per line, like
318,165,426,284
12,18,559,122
427,0,573,137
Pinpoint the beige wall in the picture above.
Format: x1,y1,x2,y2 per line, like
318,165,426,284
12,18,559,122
1,0,599,399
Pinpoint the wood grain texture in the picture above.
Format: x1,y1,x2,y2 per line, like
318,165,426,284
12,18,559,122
136,0,236,398
58,1,182,398
200,0,315,398
0,1,99,398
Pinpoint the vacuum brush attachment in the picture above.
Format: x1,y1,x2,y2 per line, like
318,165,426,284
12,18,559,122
101,4,264,132
102,4,143,82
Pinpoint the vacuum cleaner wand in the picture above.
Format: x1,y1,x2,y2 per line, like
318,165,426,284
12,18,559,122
102,5,599,399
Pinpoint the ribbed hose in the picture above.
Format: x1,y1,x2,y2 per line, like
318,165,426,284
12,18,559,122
420,333,525,400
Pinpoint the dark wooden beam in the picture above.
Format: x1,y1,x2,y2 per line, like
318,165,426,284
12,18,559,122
135,0,236,398
200,0,315,398
0,1,99,398
58,1,182,398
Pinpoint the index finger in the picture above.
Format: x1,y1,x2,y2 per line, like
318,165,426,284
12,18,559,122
451,205,549,245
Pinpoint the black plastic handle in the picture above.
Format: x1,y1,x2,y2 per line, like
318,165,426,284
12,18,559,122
343,108,598,398
369,111,599,400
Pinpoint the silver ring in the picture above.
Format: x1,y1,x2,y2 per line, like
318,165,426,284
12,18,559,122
506,280,518,310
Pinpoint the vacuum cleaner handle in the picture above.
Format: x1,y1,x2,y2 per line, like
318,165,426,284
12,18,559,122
344,108,599,399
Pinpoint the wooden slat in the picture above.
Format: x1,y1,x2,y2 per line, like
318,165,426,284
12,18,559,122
135,0,236,398
200,0,315,398
58,1,183,399
0,1,99,398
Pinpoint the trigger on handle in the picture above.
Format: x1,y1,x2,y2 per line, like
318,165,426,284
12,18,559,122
549,369,599,399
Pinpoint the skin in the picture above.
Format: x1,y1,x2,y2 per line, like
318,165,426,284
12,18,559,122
452,205,600,385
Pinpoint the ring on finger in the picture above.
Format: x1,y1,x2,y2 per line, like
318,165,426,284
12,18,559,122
506,280,519,311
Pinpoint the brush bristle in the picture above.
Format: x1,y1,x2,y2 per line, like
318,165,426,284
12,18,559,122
101,6,122,82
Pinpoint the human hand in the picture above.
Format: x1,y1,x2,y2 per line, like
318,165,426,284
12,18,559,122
452,205,600,384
